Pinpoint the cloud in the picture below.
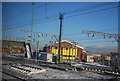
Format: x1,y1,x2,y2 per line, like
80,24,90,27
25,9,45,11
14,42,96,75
85,45,117,54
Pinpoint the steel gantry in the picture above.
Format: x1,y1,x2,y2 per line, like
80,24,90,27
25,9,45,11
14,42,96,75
82,30,120,69
1,27,59,41
82,30,120,54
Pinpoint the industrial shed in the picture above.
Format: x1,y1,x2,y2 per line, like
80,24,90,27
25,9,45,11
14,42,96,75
46,40,85,60
1,40,31,55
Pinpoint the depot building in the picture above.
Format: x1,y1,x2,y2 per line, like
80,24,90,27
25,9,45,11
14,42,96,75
46,40,86,60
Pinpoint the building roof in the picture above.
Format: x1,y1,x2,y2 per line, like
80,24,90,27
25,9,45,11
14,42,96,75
48,40,84,49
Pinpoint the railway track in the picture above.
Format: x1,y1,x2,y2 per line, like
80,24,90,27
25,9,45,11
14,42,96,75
1,71,27,81
2,55,120,78
10,64,46,75
2,64,32,80
80,64,120,76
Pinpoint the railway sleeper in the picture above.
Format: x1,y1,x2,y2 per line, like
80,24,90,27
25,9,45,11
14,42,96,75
11,67,31,74
11,66,31,72
22,64,45,70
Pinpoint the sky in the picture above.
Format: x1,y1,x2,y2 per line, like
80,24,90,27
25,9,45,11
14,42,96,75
2,2,119,53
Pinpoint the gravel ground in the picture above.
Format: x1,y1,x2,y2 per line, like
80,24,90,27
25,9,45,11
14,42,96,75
31,68,114,79
2,62,114,80
1,55,117,80
31,68,89,79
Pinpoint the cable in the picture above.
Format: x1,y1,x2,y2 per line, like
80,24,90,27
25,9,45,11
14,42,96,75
2,17,58,31
4,2,53,22
3,12,58,28
3,14,58,28
3,5,117,31
65,6,119,19
64,2,116,15
3,2,117,28
2,2,118,48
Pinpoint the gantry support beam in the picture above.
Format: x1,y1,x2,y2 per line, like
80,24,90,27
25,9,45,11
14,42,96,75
82,30,120,69
1,27,59,41
82,30,120,54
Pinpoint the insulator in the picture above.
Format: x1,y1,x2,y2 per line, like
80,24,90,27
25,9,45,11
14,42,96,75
34,34,35,37
33,39,35,41
38,34,40,37
82,30,84,33
45,34,47,37
28,36,31,38
88,34,89,37
52,36,53,39
109,36,111,38
32,2,35,5
104,36,105,39
42,34,43,37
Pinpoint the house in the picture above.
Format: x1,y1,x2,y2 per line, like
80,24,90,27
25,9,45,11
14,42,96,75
84,53,110,65
46,40,85,61
83,53,99,62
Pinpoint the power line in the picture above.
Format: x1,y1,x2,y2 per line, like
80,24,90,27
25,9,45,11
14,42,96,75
2,18,58,31
4,2,117,28
3,13,58,28
3,2,118,34
64,2,116,15
4,2,53,22
3,4,117,31
5,2,113,22
65,6,119,19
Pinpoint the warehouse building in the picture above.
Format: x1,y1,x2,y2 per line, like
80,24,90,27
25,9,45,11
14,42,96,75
1,40,26,54
46,40,85,61
1,40,32,58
